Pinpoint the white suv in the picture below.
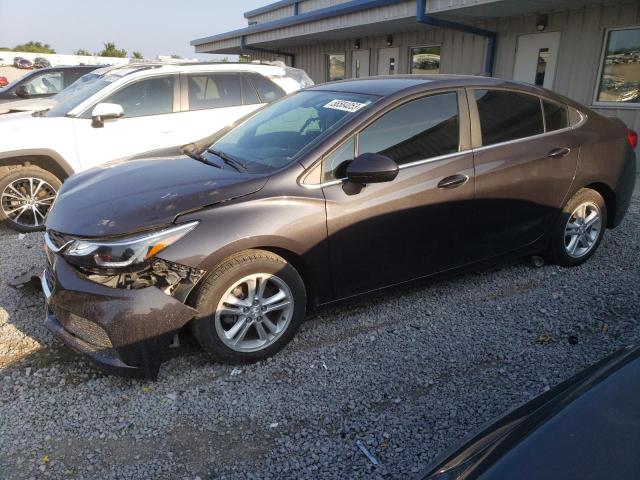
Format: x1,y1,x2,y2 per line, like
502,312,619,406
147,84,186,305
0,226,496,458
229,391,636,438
0,62,312,231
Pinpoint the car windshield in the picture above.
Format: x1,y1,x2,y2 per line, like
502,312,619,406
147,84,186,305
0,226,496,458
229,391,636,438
209,90,379,173
46,73,120,117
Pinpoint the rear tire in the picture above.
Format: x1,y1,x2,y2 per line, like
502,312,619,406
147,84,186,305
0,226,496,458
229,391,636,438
0,166,61,232
548,188,607,267
189,250,306,364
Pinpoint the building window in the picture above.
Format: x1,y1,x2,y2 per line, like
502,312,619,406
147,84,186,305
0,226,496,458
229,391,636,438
410,46,441,74
596,27,640,105
327,54,346,82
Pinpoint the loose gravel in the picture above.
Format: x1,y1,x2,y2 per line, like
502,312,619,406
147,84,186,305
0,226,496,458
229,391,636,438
0,196,639,479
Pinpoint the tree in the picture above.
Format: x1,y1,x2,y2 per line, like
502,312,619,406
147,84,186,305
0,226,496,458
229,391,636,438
13,41,55,54
97,42,127,58
74,49,92,56
132,51,143,59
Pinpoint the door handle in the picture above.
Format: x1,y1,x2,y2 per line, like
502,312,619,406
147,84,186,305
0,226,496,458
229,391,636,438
438,174,469,190
548,147,571,159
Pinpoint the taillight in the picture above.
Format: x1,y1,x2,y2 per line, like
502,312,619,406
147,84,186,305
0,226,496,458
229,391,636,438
627,130,638,149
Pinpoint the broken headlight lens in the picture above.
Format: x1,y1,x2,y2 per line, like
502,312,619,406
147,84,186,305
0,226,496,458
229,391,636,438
64,221,198,269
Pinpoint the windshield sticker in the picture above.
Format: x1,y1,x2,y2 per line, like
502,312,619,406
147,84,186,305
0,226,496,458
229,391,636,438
323,99,367,113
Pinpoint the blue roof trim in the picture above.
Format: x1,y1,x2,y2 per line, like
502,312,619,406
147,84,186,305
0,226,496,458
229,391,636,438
244,0,299,19
191,0,406,46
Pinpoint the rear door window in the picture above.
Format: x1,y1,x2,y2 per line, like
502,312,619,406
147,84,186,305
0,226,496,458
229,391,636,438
247,73,285,102
64,69,88,87
474,90,544,146
187,73,242,110
542,100,569,132
357,92,460,166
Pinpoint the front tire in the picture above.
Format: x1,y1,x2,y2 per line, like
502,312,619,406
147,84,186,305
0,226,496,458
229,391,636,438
548,188,607,267
190,250,307,364
0,166,61,232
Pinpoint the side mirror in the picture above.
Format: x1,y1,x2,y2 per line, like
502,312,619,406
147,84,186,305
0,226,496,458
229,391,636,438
14,85,29,98
346,153,399,184
91,102,123,128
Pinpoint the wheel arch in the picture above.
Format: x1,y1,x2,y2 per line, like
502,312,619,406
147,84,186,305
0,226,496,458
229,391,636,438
185,244,320,312
0,149,74,181
583,182,616,228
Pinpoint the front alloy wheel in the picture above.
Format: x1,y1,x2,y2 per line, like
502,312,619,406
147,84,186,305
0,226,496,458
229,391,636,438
0,167,61,232
190,249,306,363
215,273,294,352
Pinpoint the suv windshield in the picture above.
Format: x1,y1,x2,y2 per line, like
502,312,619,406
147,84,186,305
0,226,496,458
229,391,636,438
46,73,121,117
209,90,379,173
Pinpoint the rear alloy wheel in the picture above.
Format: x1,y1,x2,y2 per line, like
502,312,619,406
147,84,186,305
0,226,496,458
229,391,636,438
190,250,306,363
548,188,607,266
0,167,61,232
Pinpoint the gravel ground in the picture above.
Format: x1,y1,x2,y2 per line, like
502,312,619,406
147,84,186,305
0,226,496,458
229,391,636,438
0,195,639,479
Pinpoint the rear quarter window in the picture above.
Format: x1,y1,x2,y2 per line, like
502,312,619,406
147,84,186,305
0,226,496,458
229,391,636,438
248,73,285,103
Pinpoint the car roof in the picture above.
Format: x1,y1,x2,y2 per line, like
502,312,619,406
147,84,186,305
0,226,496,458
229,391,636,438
93,61,288,78
307,75,541,97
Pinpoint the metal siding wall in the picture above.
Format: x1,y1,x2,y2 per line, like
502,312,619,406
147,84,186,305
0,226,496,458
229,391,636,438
245,1,416,44
298,0,355,14
251,5,296,24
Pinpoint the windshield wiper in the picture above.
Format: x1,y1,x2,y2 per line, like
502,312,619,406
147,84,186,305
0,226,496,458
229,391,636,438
183,150,222,168
207,149,248,172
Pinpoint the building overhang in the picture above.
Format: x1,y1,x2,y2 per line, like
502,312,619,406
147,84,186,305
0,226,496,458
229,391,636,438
193,0,634,54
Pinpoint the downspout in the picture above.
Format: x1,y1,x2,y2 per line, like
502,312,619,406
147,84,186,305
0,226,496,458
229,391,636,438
241,35,296,67
416,0,496,75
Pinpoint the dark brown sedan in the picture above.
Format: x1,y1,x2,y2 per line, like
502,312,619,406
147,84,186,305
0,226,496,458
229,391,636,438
41,76,637,378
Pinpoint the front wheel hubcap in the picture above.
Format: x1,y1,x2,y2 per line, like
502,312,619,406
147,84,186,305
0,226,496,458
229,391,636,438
1,177,57,228
214,273,294,352
564,201,602,258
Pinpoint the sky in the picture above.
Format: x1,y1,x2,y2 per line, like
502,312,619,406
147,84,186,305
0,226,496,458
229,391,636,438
0,1,268,59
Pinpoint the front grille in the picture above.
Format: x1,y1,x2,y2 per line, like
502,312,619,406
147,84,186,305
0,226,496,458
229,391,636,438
46,230,73,250
61,312,113,349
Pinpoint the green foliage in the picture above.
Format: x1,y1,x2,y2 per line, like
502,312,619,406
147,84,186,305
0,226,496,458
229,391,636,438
132,51,143,59
97,42,127,58
74,49,92,56
13,41,56,54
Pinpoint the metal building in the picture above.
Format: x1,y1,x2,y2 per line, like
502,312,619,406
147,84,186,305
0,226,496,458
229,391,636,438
192,0,640,156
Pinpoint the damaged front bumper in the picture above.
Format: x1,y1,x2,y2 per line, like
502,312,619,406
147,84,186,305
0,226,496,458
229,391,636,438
41,254,198,379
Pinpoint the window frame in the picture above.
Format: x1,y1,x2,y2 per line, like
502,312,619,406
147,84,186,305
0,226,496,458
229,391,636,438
467,87,582,149
79,73,180,119
408,45,442,75
310,88,469,187
326,53,346,82
593,25,640,109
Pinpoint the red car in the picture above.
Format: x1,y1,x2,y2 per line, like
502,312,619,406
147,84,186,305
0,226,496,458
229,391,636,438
14,57,33,69
0,76,8,87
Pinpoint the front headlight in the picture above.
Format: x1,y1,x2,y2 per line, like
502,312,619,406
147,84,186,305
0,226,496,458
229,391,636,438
64,221,198,269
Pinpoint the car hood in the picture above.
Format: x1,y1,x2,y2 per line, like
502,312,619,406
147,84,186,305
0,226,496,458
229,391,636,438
0,97,55,114
46,151,270,237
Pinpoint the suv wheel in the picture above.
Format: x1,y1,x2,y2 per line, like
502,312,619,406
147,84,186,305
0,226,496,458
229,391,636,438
0,167,61,232
548,188,607,267
190,250,306,364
